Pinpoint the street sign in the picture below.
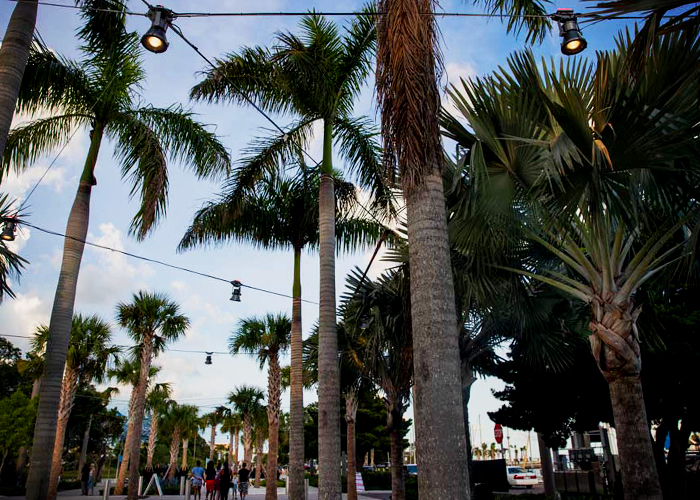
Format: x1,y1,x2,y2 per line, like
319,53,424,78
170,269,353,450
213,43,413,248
494,423,503,444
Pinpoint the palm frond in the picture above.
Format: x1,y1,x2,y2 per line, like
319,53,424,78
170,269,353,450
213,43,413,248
471,0,552,44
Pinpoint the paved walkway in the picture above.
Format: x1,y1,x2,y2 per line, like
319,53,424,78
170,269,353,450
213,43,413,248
5,482,390,500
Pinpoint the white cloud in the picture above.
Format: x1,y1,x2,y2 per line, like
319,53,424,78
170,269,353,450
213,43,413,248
75,223,155,306
0,292,50,351
442,61,478,119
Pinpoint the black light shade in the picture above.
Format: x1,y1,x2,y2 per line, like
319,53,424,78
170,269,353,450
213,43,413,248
141,6,174,54
230,280,242,302
554,9,587,56
1,218,17,242
205,354,213,365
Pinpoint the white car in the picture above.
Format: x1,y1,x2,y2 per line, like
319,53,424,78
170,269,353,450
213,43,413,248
507,466,538,488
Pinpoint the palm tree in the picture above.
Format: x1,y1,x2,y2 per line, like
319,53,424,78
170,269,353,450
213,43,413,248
115,291,189,498
228,386,265,466
442,23,700,498
181,412,201,471
230,313,291,500
5,5,229,496
203,406,228,462
145,382,171,470
161,403,199,480
31,314,119,500
251,404,268,489
342,268,413,500
0,0,37,157
0,194,27,300
221,412,242,467
374,1,549,498
190,9,392,497
180,167,385,498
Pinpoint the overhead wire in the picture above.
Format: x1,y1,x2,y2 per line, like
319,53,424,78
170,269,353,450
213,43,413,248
20,221,320,305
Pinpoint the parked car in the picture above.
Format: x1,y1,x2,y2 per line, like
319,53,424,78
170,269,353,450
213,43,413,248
506,466,538,488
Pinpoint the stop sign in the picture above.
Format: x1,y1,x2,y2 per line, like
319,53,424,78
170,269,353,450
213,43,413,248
494,423,503,444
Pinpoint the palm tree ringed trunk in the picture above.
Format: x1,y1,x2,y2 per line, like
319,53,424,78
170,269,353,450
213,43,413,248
0,0,38,158
254,433,263,489
589,300,662,500
266,350,281,500
228,432,234,466
318,118,341,500
243,415,253,465
182,439,189,469
209,423,216,461
146,409,158,470
345,391,359,500
461,359,475,495
47,367,79,500
115,387,138,494
289,245,305,500
388,407,405,500
26,124,104,500
405,170,470,499
167,428,180,480
127,337,154,500
78,414,93,476
233,426,240,468
537,433,557,499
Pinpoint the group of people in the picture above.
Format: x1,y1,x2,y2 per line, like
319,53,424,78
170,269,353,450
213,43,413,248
79,463,96,496
190,460,251,500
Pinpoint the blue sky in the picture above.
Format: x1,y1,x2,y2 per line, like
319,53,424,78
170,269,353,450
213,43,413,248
0,0,638,458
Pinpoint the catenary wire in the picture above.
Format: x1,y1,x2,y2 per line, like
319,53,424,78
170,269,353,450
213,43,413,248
20,222,320,305
9,0,671,19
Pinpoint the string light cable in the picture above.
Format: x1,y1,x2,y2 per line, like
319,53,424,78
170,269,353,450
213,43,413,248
19,220,319,305
8,0,671,20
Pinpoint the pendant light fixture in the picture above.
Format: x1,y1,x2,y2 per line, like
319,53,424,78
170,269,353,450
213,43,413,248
230,280,242,302
205,352,213,365
1,216,18,242
553,8,587,55
141,5,175,54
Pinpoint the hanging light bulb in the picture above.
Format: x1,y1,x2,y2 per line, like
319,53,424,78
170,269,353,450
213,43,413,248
141,5,175,54
205,353,213,365
1,216,18,242
230,280,242,302
553,8,587,56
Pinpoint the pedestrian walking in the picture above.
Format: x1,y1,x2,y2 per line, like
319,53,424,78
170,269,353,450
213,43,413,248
237,462,250,500
219,461,231,500
87,464,96,495
80,463,90,495
205,461,217,500
191,460,205,500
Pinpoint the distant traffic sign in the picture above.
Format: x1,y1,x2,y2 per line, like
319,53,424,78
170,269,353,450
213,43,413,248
494,423,503,444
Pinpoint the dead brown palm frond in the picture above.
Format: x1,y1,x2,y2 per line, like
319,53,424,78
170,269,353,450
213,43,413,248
376,0,443,194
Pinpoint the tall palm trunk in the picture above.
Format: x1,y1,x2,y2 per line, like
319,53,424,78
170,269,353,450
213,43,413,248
167,428,181,480
461,359,476,495
318,119,341,500
345,391,359,500
243,415,253,465
48,367,79,500
182,439,189,469
233,426,240,468
127,338,154,500
146,409,158,469
78,414,93,476
115,387,139,494
26,124,104,500
0,0,37,158
589,300,662,500
388,408,405,500
406,172,469,499
254,433,264,489
228,432,234,465
266,350,281,500
537,434,556,499
209,424,216,461
289,246,304,500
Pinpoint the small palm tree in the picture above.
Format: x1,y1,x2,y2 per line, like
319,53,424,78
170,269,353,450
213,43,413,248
190,8,393,496
228,386,264,466
180,411,202,470
115,291,189,497
202,406,228,462
161,403,199,479
145,382,171,470
251,404,268,489
230,313,291,500
6,4,229,494
221,412,242,467
31,314,118,500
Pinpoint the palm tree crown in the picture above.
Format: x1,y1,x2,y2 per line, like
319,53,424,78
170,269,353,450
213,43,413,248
230,313,291,368
117,291,189,348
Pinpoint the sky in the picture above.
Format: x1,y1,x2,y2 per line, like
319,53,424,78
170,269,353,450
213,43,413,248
0,0,639,460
